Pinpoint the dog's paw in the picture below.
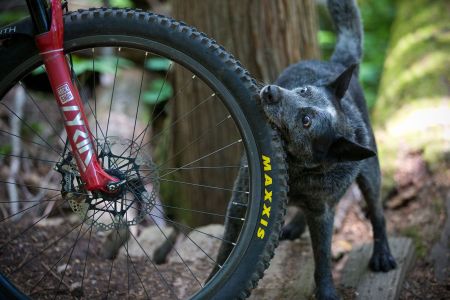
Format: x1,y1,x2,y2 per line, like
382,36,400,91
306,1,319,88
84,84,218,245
369,248,397,272
315,287,340,300
280,222,305,240
280,211,307,240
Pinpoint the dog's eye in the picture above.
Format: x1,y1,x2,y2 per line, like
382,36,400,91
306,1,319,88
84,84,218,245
302,115,312,128
299,87,308,95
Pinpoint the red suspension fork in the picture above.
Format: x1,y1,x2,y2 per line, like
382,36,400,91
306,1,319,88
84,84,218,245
33,0,117,191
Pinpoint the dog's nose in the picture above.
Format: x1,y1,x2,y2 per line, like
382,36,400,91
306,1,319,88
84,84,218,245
260,85,280,104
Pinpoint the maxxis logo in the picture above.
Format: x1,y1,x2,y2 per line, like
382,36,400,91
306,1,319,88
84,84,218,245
257,155,273,239
57,83,74,104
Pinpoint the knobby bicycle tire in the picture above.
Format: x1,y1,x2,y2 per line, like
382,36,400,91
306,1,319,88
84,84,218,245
0,8,288,300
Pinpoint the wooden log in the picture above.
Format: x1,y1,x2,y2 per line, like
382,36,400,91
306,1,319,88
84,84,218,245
430,193,450,282
340,237,416,300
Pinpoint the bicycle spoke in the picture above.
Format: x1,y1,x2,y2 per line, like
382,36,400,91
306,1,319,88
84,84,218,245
80,214,94,294
135,61,173,152
105,48,120,138
144,91,216,150
111,60,175,166
0,199,59,203
0,129,55,151
151,165,245,172
130,53,147,156
128,230,179,300
116,89,217,166
150,114,232,177
150,215,203,289
11,219,84,275
29,213,88,295
121,80,213,161
20,81,65,145
0,195,66,251
26,207,114,298
52,209,91,299
154,202,245,221
159,137,242,178
1,103,63,158
0,153,59,164
105,250,115,299
72,59,107,145
125,215,131,297
28,208,109,295
92,48,98,145
148,212,236,246
0,195,57,224
0,180,88,196
152,205,221,268
157,178,249,194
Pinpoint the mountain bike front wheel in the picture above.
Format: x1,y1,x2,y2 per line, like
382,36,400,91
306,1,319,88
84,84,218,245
0,8,288,300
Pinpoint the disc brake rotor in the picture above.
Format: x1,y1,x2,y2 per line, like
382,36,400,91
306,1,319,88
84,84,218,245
56,137,159,231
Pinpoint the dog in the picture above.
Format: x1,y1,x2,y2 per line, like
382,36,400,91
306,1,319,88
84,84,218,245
258,0,397,299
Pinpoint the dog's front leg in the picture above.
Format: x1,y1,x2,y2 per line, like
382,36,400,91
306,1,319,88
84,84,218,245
305,206,339,300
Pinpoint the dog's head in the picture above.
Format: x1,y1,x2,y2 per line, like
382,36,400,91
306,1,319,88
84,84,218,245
260,65,375,168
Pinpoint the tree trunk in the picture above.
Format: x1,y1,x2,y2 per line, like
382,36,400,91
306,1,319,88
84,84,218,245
168,0,319,227
173,0,319,83
373,0,450,193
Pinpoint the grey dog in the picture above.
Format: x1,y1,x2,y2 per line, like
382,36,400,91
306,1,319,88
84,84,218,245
258,0,397,299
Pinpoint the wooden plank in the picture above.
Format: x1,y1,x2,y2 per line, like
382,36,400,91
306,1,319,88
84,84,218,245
430,193,450,282
340,237,416,300
249,237,315,300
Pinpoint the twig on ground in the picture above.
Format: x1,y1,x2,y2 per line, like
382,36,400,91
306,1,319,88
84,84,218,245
20,170,59,217
40,261,72,291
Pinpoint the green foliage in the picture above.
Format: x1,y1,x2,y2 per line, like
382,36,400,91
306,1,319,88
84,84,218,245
400,226,427,258
146,58,172,71
0,144,12,156
78,0,134,7
20,122,43,138
143,79,173,104
72,56,134,75
359,0,395,109
318,30,336,54
374,0,450,125
144,58,173,104
109,0,134,7
0,10,28,27
32,56,135,76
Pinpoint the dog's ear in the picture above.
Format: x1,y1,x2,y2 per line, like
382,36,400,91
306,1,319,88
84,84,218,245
329,64,357,100
327,136,376,162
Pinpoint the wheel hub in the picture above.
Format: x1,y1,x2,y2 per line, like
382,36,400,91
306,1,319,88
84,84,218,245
56,137,159,231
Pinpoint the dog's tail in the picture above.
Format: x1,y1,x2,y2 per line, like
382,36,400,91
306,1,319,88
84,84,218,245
327,0,363,67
